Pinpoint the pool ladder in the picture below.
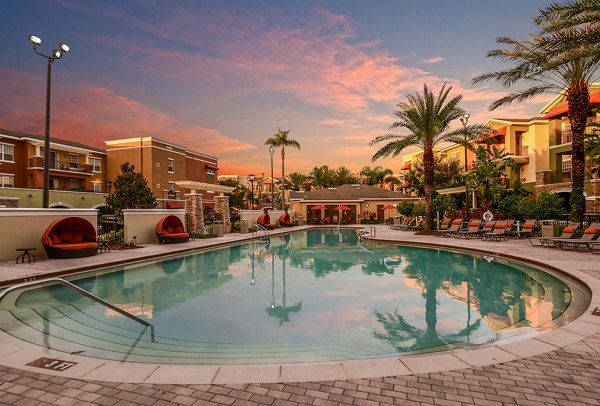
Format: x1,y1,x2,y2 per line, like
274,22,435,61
254,223,270,238
0,277,157,343
357,225,376,240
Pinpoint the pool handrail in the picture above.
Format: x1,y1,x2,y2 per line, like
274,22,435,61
0,277,157,343
357,225,376,239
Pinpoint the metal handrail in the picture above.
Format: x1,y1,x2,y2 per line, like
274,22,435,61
357,225,376,239
0,277,156,342
254,223,270,237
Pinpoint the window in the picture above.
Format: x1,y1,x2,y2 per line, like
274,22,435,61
206,168,215,176
0,143,14,162
168,181,175,193
0,174,14,188
91,181,102,193
69,153,79,168
167,158,174,173
69,179,80,190
90,157,101,172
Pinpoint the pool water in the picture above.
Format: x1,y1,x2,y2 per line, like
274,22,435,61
3,229,584,364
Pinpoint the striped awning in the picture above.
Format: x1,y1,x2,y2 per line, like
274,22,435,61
175,181,235,194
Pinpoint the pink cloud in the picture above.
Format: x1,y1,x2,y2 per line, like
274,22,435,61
0,68,253,155
422,56,445,64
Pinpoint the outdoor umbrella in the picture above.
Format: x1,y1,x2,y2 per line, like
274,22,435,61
383,204,396,221
333,204,351,211
310,204,325,210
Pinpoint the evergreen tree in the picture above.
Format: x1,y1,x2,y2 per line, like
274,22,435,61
106,162,156,214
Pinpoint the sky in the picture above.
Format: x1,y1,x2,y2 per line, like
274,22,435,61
0,0,555,178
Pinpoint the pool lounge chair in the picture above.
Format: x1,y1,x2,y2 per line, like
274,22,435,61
556,222,600,251
506,219,536,238
155,215,190,244
436,218,463,237
481,220,510,241
390,217,416,231
529,222,581,248
454,219,483,239
437,218,453,231
41,217,99,259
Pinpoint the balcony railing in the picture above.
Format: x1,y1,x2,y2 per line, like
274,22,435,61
561,124,572,144
28,158,91,173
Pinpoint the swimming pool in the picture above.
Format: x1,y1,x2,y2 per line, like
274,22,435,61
0,229,588,365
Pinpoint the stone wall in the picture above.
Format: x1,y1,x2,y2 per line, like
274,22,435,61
185,193,205,235
214,195,231,233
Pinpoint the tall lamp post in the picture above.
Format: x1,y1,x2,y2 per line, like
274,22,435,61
28,34,70,208
269,146,275,208
248,174,255,209
460,113,470,214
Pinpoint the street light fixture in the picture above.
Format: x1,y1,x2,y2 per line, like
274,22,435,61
460,113,470,213
29,34,70,208
269,146,275,209
248,174,255,209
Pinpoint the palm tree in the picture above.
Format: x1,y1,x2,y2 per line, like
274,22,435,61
310,165,335,189
468,146,518,211
287,172,308,191
333,166,358,186
473,7,600,221
359,166,393,188
265,129,301,209
370,84,481,231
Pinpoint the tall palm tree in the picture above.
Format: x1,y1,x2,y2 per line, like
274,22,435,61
370,84,480,231
333,166,358,186
359,166,394,188
473,7,600,221
265,129,301,209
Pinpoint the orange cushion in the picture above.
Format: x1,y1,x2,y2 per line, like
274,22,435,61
59,231,73,243
72,233,83,243
495,224,506,229
469,222,480,227
452,220,461,225
50,233,61,245
523,224,534,229
175,226,184,233
442,220,450,225
563,227,576,233
166,226,174,234
59,242,98,250
584,228,598,234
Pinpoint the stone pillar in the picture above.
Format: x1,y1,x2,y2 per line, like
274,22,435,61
185,192,205,235
214,195,231,233
535,170,551,185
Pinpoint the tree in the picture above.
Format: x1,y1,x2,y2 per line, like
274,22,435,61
467,146,518,211
265,129,301,209
359,166,393,188
333,166,358,186
106,162,156,214
370,84,483,230
286,172,308,191
473,4,600,221
310,165,335,189
218,178,247,210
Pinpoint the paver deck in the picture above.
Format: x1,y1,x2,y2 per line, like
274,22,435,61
1,225,600,405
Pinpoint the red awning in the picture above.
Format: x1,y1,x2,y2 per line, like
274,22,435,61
544,92,600,119
205,164,219,170
401,162,411,170
402,182,410,187
166,201,183,209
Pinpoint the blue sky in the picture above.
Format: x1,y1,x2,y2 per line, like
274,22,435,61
0,0,552,176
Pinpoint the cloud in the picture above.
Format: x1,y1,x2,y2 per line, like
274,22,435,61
0,68,253,155
421,56,445,64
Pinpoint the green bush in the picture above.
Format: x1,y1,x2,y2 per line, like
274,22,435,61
497,194,525,219
397,201,416,216
360,218,380,224
413,204,426,217
231,220,240,232
517,191,565,220
433,194,455,217
101,229,124,245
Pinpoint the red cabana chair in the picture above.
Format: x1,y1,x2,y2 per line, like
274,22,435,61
155,215,189,244
278,212,294,227
257,212,275,229
41,217,99,259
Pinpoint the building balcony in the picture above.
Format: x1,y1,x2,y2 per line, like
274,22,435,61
28,157,92,174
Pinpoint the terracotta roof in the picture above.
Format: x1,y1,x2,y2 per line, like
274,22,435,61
0,127,106,154
289,184,410,201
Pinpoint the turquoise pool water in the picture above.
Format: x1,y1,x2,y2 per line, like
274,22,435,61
3,229,586,364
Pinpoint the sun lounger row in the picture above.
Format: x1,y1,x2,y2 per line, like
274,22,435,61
389,216,423,231
529,222,600,253
436,218,529,239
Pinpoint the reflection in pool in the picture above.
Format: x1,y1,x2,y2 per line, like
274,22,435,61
7,229,582,364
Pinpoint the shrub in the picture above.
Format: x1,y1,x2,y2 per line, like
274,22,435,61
397,201,416,216
413,204,426,217
433,194,455,217
497,194,525,219
517,191,565,220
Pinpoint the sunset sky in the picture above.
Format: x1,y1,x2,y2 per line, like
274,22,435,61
1,0,553,177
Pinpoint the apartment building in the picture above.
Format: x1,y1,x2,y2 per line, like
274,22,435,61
105,137,219,204
0,128,107,208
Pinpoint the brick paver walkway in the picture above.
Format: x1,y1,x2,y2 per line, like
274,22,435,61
1,227,599,405
2,340,600,405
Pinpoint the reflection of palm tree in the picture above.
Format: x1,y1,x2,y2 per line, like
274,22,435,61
266,246,302,325
373,247,481,352
362,259,394,275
